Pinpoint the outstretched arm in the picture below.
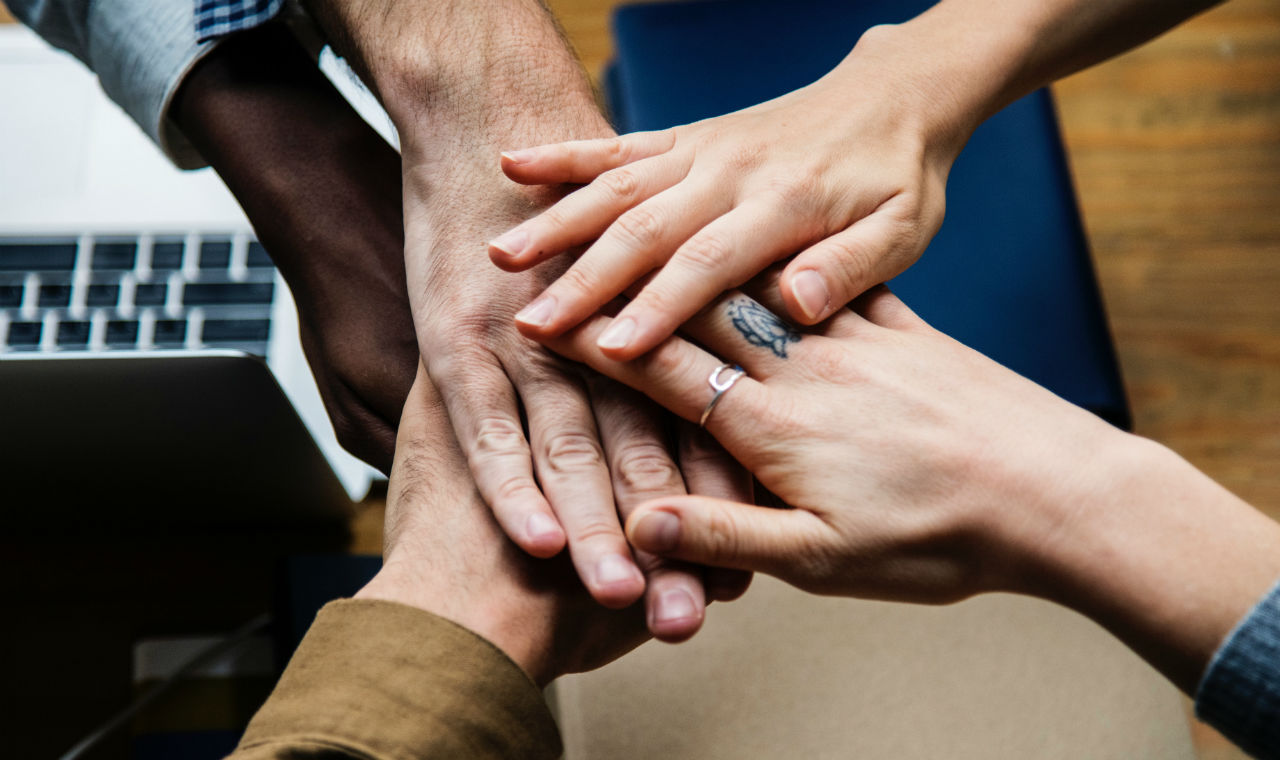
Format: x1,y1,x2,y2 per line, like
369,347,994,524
299,0,753,634
493,0,1224,358
540,283,1280,704
171,21,416,472
229,366,649,759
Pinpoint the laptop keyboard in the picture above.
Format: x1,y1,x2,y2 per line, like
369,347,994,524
0,234,275,356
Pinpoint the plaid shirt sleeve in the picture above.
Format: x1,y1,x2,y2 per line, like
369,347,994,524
195,0,286,41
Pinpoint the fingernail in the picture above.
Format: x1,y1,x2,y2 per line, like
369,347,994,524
631,510,680,553
526,512,561,542
595,554,641,587
654,588,699,624
502,149,535,165
515,295,556,328
597,317,636,351
792,269,830,321
489,227,529,257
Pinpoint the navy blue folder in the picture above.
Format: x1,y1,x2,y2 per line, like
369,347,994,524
606,0,1130,428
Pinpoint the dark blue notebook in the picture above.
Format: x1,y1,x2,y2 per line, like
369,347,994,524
606,0,1130,428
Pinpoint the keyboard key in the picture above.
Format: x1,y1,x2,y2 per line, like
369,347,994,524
183,282,274,306
153,320,187,346
199,240,232,269
246,241,273,268
150,240,185,270
86,284,120,307
134,283,167,307
38,283,72,307
0,284,21,308
0,241,77,271
6,321,42,346
202,319,271,343
105,320,139,347
57,321,90,346
91,241,138,270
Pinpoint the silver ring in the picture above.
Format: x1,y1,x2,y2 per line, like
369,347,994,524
700,363,746,427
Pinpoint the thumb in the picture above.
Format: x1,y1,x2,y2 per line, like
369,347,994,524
779,206,927,325
626,496,826,580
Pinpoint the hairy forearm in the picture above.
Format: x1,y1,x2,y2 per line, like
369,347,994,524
1021,433,1280,694
303,0,609,150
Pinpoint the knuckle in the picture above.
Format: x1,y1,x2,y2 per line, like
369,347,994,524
598,168,641,203
471,416,527,456
612,205,665,250
601,136,628,162
613,444,682,495
823,235,876,290
643,339,698,382
554,264,604,299
568,516,626,545
675,232,734,276
702,508,743,564
764,175,818,209
492,473,542,505
541,431,607,475
722,142,762,171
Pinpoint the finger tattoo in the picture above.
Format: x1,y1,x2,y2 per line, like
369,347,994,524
727,298,800,358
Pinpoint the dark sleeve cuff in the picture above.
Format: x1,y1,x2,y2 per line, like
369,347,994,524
1195,578,1280,760
233,599,562,760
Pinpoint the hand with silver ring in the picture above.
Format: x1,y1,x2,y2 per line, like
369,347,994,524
538,283,1280,699
700,364,746,427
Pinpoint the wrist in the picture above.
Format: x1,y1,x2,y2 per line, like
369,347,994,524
1011,432,1280,693
356,561,558,686
838,17,1029,163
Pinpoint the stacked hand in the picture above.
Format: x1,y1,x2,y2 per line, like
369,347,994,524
357,364,650,685
491,27,966,359
538,282,1280,694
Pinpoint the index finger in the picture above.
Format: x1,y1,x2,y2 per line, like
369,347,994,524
501,130,676,185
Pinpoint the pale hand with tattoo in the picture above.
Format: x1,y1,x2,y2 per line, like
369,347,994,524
541,285,1280,696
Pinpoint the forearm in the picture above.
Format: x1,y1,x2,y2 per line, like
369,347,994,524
1022,433,1280,694
832,0,1222,157
171,23,404,294
302,0,610,152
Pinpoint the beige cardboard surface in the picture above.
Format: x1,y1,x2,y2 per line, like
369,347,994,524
552,577,1194,759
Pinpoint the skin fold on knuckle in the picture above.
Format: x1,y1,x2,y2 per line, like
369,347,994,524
638,339,702,394
613,204,666,251
470,415,528,456
612,443,683,499
598,167,641,204
674,232,734,278
699,507,746,565
540,430,607,475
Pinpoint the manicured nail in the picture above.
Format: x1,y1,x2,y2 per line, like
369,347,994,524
502,149,536,165
515,295,556,328
792,269,830,321
631,510,680,553
595,554,640,587
654,588,699,624
489,227,529,257
597,317,636,351
526,512,561,542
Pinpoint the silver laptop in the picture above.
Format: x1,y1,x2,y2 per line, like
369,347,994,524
0,25,378,525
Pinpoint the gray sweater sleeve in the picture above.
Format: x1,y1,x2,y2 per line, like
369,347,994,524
6,0,216,168
1195,578,1280,759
